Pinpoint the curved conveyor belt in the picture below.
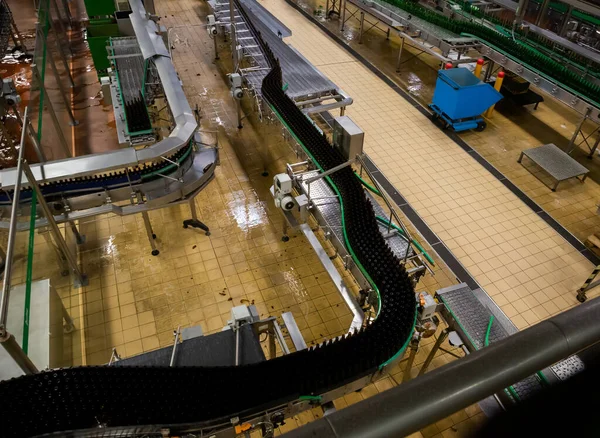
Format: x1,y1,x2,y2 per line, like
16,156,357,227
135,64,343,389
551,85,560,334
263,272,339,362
0,12,417,437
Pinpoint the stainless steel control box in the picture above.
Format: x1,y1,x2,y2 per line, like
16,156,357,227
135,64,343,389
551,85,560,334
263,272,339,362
333,116,364,161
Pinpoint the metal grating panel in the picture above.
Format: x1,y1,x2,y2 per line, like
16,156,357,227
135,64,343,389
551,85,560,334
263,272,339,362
301,170,413,260
551,355,585,381
438,284,543,400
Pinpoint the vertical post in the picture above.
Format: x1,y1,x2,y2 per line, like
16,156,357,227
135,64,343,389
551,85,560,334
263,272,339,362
418,330,448,376
68,220,85,244
170,326,181,367
47,49,78,126
326,0,330,17
483,60,494,82
268,321,276,359
54,37,75,88
474,58,484,78
40,229,70,276
213,34,219,60
236,99,243,129
588,134,600,159
32,64,72,158
229,0,238,69
396,37,404,73
402,336,420,383
514,0,529,25
483,71,504,118
568,108,591,153
235,323,241,365
559,5,573,36
0,108,29,330
535,0,550,26
358,12,365,44
142,211,159,256
340,0,346,31
22,161,87,286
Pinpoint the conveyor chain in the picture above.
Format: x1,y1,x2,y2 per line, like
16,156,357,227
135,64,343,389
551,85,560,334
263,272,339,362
0,2,417,436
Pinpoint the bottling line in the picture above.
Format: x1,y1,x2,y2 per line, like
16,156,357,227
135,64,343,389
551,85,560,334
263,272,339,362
0,0,599,436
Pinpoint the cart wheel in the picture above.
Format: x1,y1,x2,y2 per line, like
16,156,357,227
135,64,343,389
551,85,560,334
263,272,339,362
475,121,487,132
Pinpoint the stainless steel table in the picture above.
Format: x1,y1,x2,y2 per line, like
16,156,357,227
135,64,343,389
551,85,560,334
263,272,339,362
518,143,589,191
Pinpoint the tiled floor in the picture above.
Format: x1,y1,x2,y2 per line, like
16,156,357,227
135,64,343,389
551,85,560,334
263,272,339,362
260,0,598,333
299,0,600,243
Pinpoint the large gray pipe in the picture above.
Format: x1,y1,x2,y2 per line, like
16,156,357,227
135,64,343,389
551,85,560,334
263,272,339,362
284,297,600,438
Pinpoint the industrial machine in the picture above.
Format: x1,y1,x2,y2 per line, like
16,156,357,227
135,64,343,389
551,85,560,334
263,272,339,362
0,0,597,436
430,67,503,132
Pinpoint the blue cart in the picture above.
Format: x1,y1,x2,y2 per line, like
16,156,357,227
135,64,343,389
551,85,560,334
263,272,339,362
430,68,503,132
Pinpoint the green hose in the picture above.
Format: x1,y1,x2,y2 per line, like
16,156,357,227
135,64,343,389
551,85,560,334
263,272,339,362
375,216,435,266
22,191,37,355
484,315,494,347
486,315,521,401
354,172,381,196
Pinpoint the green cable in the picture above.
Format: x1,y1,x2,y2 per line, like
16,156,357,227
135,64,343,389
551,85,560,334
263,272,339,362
375,216,435,266
22,191,37,355
299,395,322,401
485,315,521,402
484,315,494,347
354,172,381,196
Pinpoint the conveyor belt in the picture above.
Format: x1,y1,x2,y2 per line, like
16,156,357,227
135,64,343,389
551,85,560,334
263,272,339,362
0,2,417,436
0,141,196,205
245,4,338,99
110,37,153,135
437,284,544,401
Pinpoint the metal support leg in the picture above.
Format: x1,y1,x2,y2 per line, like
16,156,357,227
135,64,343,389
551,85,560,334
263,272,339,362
41,229,69,276
47,50,77,126
588,135,600,159
182,198,210,235
236,99,243,129
213,35,219,60
53,285,75,333
142,211,159,256
68,220,85,244
0,332,38,374
418,330,448,376
23,161,87,286
568,108,591,153
340,0,346,31
32,65,72,158
396,38,404,73
402,335,420,383
268,321,276,359
386,28,390,40
54,37,74,87
170,326,181,366
484,60,494,82
358,12,365,44
281,219,289,242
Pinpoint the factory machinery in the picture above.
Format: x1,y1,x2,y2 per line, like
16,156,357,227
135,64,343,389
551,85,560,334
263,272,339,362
333,0,600,133
0,1,594,437
0,0,218,254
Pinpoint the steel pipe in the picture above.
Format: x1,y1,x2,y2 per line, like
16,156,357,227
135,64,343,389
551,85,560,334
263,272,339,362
0,108,29,332
283,297,600,438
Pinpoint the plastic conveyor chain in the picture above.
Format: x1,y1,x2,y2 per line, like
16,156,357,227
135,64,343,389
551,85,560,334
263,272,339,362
0,5,417,437
0,142,195,205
